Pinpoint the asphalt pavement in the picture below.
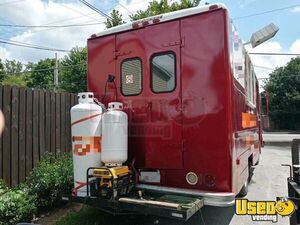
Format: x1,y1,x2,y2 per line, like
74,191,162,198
263,133,300,144
148,144,292,225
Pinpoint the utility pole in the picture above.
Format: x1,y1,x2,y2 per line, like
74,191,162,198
54,52,58,90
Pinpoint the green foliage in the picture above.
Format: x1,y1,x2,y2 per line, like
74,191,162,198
0,59,25,84
0,181,36,225
130,0,201,21
105,9,125,28
27,152,73,211
264,57,300,130
260,91,267,115
55,207,105,225
1,74,27,87
26,58,55,90
55,206,147,225
0,59,4,81
3,59,23,75
60,47,87,93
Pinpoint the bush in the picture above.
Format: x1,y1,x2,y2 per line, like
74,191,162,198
28,152,73,211
0,182,36,225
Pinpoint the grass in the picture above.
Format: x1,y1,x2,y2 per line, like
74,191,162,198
55,206,149,225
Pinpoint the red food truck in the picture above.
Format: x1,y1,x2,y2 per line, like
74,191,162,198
72,3,262,220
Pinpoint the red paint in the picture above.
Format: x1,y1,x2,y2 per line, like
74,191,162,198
71,113,102,126
72,181,87,196
87,8,261,195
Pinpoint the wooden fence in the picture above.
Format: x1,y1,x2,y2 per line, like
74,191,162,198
0,85,77,186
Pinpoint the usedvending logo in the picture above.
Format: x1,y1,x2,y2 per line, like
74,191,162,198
235,198,296,223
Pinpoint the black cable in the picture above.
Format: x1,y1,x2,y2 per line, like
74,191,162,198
0,38,68,50
249,52,300,56
101,80,109,102
113,80,118,101
0,22,104,28
78,0,112,20
0,40,69,52
233,4,300,20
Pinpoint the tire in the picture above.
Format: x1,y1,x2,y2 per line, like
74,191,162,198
238,164,250,197
238,179,248,197
255,158,260,166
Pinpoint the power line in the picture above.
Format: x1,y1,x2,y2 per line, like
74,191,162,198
60,4,101,22
253,65,274,70
0,37,71,51
0,0,26,6
0,22,105,28
115,0,133,15
249,52,300,56
0,12,101,38
233,4,300,20
0,40,69,52
78,0,112,20
258,74,300,80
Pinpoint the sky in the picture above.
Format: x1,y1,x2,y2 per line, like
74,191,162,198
0,0,299,81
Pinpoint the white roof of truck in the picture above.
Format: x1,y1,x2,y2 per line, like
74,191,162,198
92,3,227,38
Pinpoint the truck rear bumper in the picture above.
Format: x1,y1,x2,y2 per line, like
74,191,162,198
67,195,204,221
136,184,236,207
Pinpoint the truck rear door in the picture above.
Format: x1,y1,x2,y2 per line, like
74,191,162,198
116,20,183,169
143,20,183,169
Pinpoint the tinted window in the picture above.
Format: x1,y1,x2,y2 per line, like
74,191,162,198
121,58,142,96
151,52,176,93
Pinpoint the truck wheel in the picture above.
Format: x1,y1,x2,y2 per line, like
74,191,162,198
238,179,248,197
238,165,250,197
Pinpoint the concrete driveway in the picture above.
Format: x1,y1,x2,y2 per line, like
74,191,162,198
149,144,292,225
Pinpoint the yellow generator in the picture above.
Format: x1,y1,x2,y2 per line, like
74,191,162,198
89,166,133,200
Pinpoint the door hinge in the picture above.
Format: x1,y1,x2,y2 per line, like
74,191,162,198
181,140,185,152
162,37,185,48
113,50,132,59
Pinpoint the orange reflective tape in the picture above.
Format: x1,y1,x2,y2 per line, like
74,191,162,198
73,136,101,156
245,135,255,146
242,112,257,128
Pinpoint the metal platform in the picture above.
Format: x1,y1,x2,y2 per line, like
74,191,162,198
67,194,204,221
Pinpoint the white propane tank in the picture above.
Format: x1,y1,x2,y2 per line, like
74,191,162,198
71,92,104,197
102,102,128,165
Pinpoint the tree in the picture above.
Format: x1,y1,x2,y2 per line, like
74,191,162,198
3,59,23,75
1,75,27,87
264,57,300,130
0,59,4,81
26,59,55,90
105,9,125,28
130,0,201,21
0,59,26,86
60,47,87,93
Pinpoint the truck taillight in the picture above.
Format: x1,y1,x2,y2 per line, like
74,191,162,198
209,4,219,10
205,174,216,188
132,16,162,29
186,172,198,185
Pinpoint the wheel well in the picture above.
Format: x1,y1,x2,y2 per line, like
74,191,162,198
248,155,253,167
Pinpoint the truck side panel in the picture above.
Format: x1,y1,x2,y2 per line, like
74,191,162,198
180,9,232,192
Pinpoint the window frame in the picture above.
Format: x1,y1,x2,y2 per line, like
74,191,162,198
150,51,177,94
120,57,143,96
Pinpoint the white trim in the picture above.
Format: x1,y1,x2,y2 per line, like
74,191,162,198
136,184,235,207
92,3,227,38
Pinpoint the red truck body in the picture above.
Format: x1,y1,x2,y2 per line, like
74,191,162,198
87,4,261,206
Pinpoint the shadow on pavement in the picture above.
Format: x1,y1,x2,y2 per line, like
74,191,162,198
143,206,235,225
